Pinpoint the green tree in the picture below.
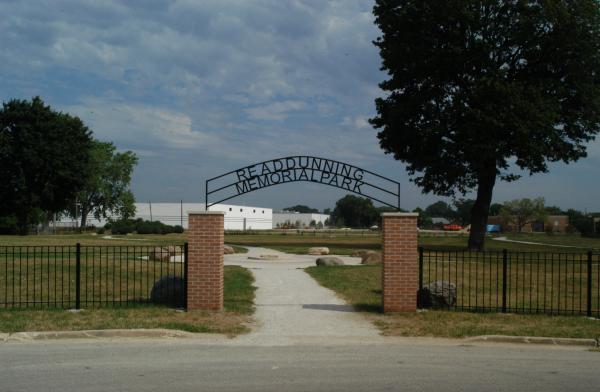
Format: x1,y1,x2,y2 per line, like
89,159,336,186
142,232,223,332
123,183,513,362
72,140,138,227
331,195,378,228
371,1,600,250
500,197,547,232
454,198,476,226
0,97,93,234
545,205,564,215
424,201,455,221
489,203,504,217
284,205,319,213
413,207,433,229
565,208,594,235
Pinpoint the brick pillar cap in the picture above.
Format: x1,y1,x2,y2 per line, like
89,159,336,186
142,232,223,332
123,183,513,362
381,212,419,217
188,211,225,215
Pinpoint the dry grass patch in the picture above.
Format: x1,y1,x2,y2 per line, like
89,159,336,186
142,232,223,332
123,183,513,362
372,311,600,339
0,307,251,336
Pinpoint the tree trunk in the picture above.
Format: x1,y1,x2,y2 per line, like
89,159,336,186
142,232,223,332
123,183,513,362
80,205,88,229
16,213,29,236
467,168,497,251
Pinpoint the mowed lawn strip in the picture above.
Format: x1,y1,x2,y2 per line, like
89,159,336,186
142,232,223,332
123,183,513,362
0,265,256,335
2,232,600,253
305,265,600,339
226,232,600,255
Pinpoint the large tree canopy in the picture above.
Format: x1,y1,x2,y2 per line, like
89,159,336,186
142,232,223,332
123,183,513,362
0,97,93,233
73,140,138,228
371,0,600,249
331,195,379,228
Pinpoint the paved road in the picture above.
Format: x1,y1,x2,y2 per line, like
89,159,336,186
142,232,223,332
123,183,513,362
1,338,598,392
225,246,382,345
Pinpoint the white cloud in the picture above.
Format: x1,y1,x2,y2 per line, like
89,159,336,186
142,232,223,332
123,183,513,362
245,100,306,121
64,97,218,149
342,115,370,129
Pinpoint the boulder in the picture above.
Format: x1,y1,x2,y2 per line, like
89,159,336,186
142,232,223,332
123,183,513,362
316,257,344,266
353,250,382,265
165,245,182,256
418,280,457,308
308,247,330,255
223,245,235,255
150,275,185,307
149,247,170,262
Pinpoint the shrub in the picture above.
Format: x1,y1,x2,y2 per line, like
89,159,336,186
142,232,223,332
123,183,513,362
136,221,165,234
110,219,136,235
0,215,18,235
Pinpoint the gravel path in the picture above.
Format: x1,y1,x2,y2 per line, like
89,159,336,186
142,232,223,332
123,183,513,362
225,247,383,345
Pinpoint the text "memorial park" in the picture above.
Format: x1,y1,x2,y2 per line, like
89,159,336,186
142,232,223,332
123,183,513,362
235,157,365,195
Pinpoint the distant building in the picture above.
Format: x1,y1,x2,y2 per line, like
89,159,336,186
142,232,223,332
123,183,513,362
57,203,273,231
272,212,330,229
487,215,569,233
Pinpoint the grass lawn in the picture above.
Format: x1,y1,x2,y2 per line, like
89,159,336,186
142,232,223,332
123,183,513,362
0,266,256,335
224,231,600,255
225,232,381,255
2,231,600,254
306,265,600,339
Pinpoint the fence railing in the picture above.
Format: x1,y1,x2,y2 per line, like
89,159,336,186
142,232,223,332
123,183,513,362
0,244,188,309
419,248,600,317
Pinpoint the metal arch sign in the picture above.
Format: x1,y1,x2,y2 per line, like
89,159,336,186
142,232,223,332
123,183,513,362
205,156,401,210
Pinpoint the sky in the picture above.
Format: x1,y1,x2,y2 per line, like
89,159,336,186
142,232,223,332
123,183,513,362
2,0,600,212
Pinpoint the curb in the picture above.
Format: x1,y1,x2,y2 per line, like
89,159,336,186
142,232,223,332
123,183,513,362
1,329,197,342
465,335,599,347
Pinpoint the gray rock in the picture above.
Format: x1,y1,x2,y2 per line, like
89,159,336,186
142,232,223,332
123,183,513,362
150,275,185,307
316,257,344,266
309,247,330,255
165,245,182,255
352,250,382,265
418,280,457,308
149,247,170,262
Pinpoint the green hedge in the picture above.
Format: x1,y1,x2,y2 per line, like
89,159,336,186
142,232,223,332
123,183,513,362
107,219,184,235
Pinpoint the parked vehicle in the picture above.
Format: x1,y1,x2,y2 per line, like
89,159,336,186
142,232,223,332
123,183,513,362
443,224,462,231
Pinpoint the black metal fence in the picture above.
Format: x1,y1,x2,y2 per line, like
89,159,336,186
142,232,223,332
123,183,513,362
0,244,187,309
419,248,600,317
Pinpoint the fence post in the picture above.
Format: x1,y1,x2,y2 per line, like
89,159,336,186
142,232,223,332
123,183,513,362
418,247,424,309
184,242,189,311
587,250,593,318
75,243,81,310
502,249,508,313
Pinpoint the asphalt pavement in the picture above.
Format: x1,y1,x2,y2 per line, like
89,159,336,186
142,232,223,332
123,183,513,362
1,338,599,392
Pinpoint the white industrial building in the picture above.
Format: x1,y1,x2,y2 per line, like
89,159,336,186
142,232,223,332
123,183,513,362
272,212,330,229
59,203,273,231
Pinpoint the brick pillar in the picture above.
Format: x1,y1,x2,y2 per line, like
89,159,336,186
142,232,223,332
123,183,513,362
187,211,224,311
382,212,418,313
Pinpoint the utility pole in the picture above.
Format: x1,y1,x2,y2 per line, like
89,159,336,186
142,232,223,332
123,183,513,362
149,202,153,221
